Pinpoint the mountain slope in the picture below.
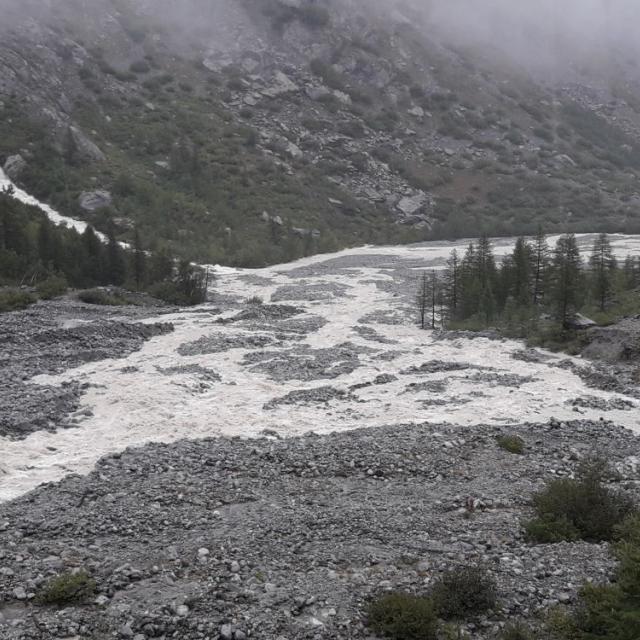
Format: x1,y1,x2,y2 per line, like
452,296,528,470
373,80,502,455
2,0,640,266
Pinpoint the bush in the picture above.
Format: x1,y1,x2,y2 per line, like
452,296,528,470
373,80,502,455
549,513,640,639
524,458,636,543
497,434,525,455
36,571,96,606
78,289,130,306
430,566,497,620
0,289,36,312
367,593,440,640
36,275,68,300
499,622,535,640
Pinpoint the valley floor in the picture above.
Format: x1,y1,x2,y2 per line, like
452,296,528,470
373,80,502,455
0,419,638,639
1,232,640,638
1,241,640,501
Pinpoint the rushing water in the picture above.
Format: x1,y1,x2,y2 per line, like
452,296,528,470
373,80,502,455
1,169,639,502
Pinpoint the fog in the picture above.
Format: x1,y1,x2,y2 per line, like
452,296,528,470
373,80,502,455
392,0,640,70
1,0,639,73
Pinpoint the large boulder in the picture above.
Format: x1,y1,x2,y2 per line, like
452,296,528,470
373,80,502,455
79,190,112,211
3,154,26,180
68,126,106,163
564,313,597,331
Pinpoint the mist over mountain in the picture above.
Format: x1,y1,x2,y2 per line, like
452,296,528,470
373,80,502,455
1,0,640,266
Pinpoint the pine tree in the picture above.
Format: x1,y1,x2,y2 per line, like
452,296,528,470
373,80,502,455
106,229,127,286
132,227,147,290
551,234,583,325
459,242,480,320
622,255,638,291
589,233,617,311
443,249,460,322
417,271,439,329
532,226,549,305
511,236,533,306
81,226,104,285
416,271,429,330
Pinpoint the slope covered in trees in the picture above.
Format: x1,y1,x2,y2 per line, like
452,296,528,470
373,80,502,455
0,186,208,309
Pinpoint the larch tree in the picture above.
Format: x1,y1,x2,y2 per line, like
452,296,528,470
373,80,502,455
532,226,549,306
551,234,583,325
589,233,617,311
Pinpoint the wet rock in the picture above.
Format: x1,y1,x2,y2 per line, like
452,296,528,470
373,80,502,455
78,190,112,211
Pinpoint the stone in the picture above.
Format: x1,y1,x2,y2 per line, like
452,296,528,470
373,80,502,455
78,190,112,211
306,86,331,101
262,71,298,98
220,624,234,640
3,154,26,180
13,586,27,600
396,193,427,216
68,126,106,163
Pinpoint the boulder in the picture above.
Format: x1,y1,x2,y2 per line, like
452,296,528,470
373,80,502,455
396,193,427,216
3,154,26,180
79,190,112,211
564,313,597,331
262,71,298,98
68,126,106,163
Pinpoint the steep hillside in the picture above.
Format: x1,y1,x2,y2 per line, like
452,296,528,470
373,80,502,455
2,0,640,265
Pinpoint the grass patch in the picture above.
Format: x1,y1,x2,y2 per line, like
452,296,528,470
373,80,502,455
0,289,37,312
77,288,132,306
499,622,535,640
524,458,636,543
36,571,96,606
36,275,68,300
497,434,525,455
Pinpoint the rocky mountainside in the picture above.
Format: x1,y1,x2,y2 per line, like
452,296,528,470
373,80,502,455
2,0,640,265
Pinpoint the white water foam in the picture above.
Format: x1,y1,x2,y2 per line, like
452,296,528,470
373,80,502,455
1,176,639,502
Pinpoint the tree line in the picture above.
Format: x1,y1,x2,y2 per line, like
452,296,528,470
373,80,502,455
0,186,209,306
417,230,640,338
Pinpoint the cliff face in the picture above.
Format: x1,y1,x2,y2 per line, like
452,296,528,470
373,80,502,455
2,0,640,265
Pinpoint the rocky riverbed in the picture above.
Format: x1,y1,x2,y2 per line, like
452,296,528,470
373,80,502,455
1,242,640,638
0,419,639,639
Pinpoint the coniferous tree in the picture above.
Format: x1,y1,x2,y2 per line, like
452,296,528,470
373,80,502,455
106,228,127,286
532,226,549,305
511,236,533,306
443,249,460,322
132,227,147,290
459,242,480,319
622,255,638,291
589,233,617,311
551,234,583,325
416,271,429,330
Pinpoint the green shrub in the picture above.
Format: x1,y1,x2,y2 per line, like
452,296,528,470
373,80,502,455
497,434,525,455
524,458,636,543
0,289,36,312
499,622,535,640
367,592,440,640
548,513,640,639
36,275,68,300
36,570,96,606
430,566,497,620
78,289,130,306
